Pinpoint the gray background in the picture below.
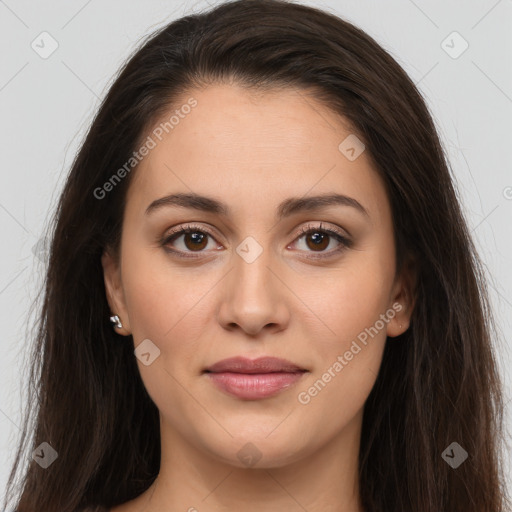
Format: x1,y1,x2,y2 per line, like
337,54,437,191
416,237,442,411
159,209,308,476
1,0,511,501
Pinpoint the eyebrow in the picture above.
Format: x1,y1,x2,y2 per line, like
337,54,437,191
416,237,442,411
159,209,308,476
145,192,370,220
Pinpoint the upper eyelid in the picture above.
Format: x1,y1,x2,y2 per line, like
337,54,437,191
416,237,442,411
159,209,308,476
164,223,220,240
163,222,350,246
295,222,350,238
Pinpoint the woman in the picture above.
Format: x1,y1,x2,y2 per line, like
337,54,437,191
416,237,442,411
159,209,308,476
4,0,509,511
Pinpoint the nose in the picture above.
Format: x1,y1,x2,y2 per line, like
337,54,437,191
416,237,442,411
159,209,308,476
216,244,291,337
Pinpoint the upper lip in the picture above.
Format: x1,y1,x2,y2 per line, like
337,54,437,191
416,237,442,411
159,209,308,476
204,356,307,374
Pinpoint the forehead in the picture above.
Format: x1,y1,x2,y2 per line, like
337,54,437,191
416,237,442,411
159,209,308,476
126,83,389,222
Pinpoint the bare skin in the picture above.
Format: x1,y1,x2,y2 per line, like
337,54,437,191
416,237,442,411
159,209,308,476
104,83,416,512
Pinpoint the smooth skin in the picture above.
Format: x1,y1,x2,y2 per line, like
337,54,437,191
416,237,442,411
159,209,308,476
104,83,416,512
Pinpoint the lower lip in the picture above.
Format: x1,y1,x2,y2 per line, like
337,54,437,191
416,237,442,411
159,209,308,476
205,371,306,400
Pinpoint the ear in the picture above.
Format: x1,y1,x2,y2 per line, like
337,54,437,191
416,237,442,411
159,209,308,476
101,248,131,336
386,254,418,338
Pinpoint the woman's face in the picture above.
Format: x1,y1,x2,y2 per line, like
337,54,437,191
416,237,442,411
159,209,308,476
103,83,414,468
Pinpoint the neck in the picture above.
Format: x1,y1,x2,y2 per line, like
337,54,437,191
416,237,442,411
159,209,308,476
138,409,365,512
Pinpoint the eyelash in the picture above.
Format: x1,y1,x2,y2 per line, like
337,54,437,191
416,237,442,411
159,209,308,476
160,222,352,260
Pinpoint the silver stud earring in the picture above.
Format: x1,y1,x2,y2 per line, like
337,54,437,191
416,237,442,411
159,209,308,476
109,315,122,329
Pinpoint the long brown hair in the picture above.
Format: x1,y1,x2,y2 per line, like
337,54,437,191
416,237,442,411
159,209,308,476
4,0,509,510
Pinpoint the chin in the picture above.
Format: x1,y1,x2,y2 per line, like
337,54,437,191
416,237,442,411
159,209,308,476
202,429,312,469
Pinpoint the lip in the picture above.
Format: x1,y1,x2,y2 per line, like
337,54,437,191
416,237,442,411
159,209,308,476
204,356,308,400
205,356,306,374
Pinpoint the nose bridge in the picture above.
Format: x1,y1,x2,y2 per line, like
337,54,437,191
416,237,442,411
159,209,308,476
217,234,289,335
232,234,276,304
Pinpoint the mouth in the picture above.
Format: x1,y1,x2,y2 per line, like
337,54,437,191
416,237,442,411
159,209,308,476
203,356,308,400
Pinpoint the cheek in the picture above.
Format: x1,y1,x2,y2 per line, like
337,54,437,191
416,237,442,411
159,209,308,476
298,254,393,353
295,269,391,414
122,248,175,322
122,251,218,359
293,251,394,416
121,254,213,422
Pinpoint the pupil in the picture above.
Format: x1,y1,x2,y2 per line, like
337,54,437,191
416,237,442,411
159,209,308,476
308,232,328,251
185,232,207,250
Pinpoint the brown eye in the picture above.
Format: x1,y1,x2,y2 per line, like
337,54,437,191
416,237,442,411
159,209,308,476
291,223,352,257
304,231,330,251
181,231,208,251
161,225,220,258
